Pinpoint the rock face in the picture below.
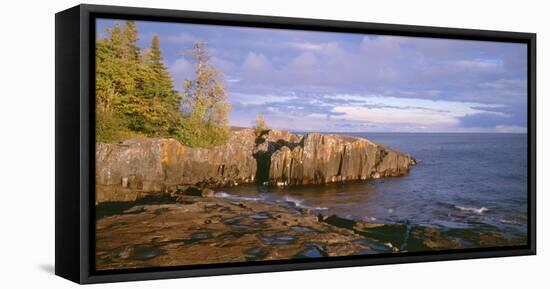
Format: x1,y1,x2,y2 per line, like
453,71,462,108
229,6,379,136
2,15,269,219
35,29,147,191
96,128,415,203
96,129,258,203
268,133,415,186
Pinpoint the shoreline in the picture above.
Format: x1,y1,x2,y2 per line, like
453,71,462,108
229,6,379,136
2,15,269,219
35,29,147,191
95,190,526,271
95,128,416,203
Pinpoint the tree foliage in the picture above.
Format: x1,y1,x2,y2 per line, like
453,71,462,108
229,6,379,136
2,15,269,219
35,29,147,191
95,22,230,147
254,114,270,137
175,42,231,147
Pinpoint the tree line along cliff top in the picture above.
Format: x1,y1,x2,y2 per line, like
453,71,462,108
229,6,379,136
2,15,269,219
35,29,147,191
96,20,230,147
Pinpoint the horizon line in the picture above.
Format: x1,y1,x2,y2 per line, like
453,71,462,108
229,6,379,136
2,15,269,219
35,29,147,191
230,126,527,134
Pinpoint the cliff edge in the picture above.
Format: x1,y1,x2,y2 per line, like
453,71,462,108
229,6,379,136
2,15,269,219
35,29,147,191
95,129,415,203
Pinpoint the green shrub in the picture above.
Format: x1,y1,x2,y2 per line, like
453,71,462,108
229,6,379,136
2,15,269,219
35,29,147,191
173,117,229,148
95,109,137,143
254,114,270,137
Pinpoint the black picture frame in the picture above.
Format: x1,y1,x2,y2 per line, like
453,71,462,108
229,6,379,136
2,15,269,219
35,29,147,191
55,4,536,284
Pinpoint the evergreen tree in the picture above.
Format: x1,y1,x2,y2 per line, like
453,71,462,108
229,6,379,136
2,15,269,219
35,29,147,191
130,34,181,135
108,22,124,58
95,38,115,112
103,21,139,109
149,35,166,73
146,34,181,114
95,21,138,142
122,21,140,61
95,22,230,147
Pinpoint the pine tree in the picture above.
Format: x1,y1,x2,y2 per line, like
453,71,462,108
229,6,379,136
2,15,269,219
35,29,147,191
95,21,139,142
129,34,181,136
149,34,166,73
108,22,124,58
95,39,115,112
147,34,180,114
95,22,230,147
122,21,140,61
102,21,139,109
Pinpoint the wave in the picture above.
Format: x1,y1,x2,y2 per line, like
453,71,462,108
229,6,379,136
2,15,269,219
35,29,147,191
499,219,522,225
454,205,489,214
214,192,265,202
282,196,328,210
363,216,377,222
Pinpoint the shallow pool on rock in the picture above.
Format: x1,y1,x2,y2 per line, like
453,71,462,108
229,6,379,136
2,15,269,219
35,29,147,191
260,235,296,245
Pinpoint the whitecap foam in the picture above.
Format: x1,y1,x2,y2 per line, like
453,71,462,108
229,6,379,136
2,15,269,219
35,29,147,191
363,216,377,222
455,205,489,214
283,196,327,210
214,192,265,202
499,219,521,225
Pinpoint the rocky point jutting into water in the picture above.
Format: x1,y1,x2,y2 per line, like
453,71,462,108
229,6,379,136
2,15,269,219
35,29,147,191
96,128,416,203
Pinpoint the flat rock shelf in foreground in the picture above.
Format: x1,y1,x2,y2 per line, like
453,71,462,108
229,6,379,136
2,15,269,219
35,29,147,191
95,194,524,270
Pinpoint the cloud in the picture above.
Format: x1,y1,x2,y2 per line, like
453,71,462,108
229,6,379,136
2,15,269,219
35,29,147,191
332,106,460,127
242,52,272,71
168,57,194,87
164,32,200,44
229,92,296,106
360,35,403,59
450,59,503,70
109,19,528,132
459,112,525,129
215,31,526,109
241,52,278,83
495,125,527,133
227,92,519,132
478,78,526,90
324,95,505,115
287,41,340,53
326,95,506,130
211,56,237,72
226,77,241,83
287,52,318,69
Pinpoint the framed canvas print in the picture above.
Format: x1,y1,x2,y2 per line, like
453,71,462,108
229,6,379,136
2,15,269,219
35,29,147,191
55,4,536,284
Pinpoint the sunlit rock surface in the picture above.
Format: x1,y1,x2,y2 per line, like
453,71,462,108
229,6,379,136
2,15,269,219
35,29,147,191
95,128,415,203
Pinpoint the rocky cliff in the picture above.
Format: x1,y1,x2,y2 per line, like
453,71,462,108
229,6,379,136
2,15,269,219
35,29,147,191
267,133,414,186
96,128,415,203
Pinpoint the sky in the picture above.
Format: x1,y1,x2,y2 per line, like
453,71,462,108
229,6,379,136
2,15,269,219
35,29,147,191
97,19,528,133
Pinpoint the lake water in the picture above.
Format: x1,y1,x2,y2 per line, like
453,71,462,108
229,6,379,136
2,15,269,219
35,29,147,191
218,133,528,241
